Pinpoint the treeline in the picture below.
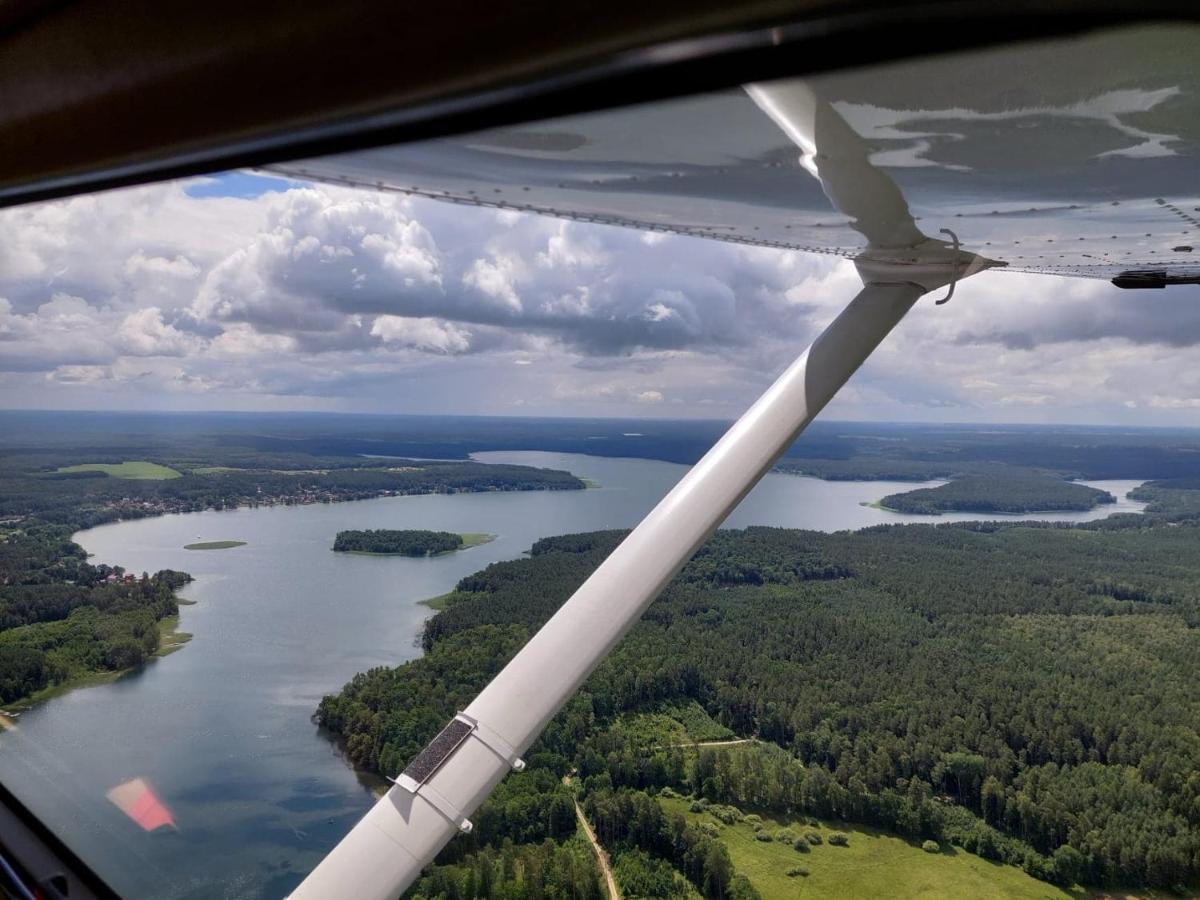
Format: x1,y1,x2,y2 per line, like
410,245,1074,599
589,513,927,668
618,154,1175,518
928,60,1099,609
591,740,1080,886
0,459,584,531
11,411,1200,478
584,787,758,899
0,522,190,704
321,517,1200,890
333,530,463,556
1130,480,1200,523
406,839,604,900
879,471,1115,515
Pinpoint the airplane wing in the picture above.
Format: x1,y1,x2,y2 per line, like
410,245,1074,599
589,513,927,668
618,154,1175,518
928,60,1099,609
284,24,1200,900
283,24,1200,900
271,23,1200,285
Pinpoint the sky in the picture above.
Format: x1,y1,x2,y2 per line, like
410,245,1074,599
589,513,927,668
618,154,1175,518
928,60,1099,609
2,170,1199,425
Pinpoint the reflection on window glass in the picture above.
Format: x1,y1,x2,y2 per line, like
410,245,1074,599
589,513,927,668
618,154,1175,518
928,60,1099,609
2,22,1200,899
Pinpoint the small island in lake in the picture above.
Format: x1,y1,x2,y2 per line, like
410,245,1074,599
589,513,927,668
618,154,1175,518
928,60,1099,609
333,529,494,557
184,540,247,550
877,471,1117,515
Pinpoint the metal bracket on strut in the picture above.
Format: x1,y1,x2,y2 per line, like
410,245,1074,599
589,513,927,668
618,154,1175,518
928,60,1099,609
935,228,961,305
388,711,526,834
454,711,527,773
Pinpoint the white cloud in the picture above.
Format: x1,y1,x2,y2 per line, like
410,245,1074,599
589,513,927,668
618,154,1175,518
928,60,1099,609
0,176,1199,423
117,307,196,357
369,316,471,354
124,252,200,280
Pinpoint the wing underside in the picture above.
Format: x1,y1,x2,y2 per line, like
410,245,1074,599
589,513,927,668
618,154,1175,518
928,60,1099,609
271,24,1200,282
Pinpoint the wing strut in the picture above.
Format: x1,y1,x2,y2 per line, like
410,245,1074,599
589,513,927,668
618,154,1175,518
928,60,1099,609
291,79,1000,900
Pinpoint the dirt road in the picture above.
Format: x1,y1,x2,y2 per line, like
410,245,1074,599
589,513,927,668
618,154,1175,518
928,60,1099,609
565,775,620,899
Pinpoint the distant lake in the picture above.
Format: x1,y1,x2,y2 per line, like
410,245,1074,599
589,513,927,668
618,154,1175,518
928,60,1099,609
0,453,1145,899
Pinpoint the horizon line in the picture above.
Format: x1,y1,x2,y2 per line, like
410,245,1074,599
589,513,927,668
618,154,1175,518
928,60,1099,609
0,407,1198,432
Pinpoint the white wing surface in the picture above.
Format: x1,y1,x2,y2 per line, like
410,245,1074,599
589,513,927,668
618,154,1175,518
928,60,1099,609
271,24,1200,282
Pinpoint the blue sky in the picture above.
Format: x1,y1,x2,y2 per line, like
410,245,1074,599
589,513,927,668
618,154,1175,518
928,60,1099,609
183,172,299,199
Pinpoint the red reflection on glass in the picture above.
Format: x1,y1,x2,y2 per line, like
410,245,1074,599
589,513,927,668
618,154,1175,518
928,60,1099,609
106,777,176,832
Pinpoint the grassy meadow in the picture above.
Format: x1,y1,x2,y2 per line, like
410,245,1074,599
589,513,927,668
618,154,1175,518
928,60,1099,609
56,460,181,479
658,797,1074,900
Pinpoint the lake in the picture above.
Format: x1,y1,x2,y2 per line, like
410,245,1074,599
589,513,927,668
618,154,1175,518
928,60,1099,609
0,453,1146,898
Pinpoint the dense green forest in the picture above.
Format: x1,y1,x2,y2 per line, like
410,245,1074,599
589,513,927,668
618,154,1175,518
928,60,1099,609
0,458,583,532
878,470,1116,515
11,411,1200,478
0,523,190,705
333,530,464,556
321,501,1200,894
10,415,1200,894
407,838,607,900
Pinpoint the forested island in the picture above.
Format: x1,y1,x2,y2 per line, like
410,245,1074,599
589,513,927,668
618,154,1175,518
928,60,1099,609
332,530,493,556
321,489,1200,896
877,471,1116,515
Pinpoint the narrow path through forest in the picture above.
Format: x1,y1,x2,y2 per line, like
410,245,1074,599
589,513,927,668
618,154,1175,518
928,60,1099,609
651,737,756,750
565,775,620,899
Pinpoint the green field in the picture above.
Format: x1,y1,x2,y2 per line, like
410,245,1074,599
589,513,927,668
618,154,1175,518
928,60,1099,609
458,533,495,549
183,540,246,550
56,461,181,480
658,798,1072,900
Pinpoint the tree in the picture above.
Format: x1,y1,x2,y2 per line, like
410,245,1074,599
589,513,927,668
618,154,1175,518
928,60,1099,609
702,842,732,899
1051,845,1085,886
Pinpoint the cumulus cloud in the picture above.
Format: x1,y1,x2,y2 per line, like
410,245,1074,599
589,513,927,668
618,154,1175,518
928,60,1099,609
117,307,197,357
370,316,472,354
0,293,116,372
186,186,807,356
0,175,1198,423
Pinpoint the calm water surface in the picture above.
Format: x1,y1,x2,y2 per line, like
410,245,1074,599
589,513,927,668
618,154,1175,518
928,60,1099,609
0,453,1145,898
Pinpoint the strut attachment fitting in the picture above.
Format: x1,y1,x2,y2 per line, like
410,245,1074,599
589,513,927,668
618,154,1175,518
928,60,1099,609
389,712,526,834
935,229,961,305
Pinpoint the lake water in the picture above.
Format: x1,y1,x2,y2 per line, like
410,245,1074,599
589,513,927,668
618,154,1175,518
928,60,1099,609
0,453,1146,898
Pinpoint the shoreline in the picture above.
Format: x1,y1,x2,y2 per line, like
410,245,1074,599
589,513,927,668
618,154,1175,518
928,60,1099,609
419,590,458,611
0,600,195,722
314,722,394,799
862,499,1114,517
83,478,588,529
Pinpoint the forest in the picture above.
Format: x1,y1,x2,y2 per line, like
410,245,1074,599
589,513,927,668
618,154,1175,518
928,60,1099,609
333,529,464,556
10,415,1200,894
321,493,1200,895
878,470,1116,514
11,411,1200,478
0,522,190,705
0,455,583,532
